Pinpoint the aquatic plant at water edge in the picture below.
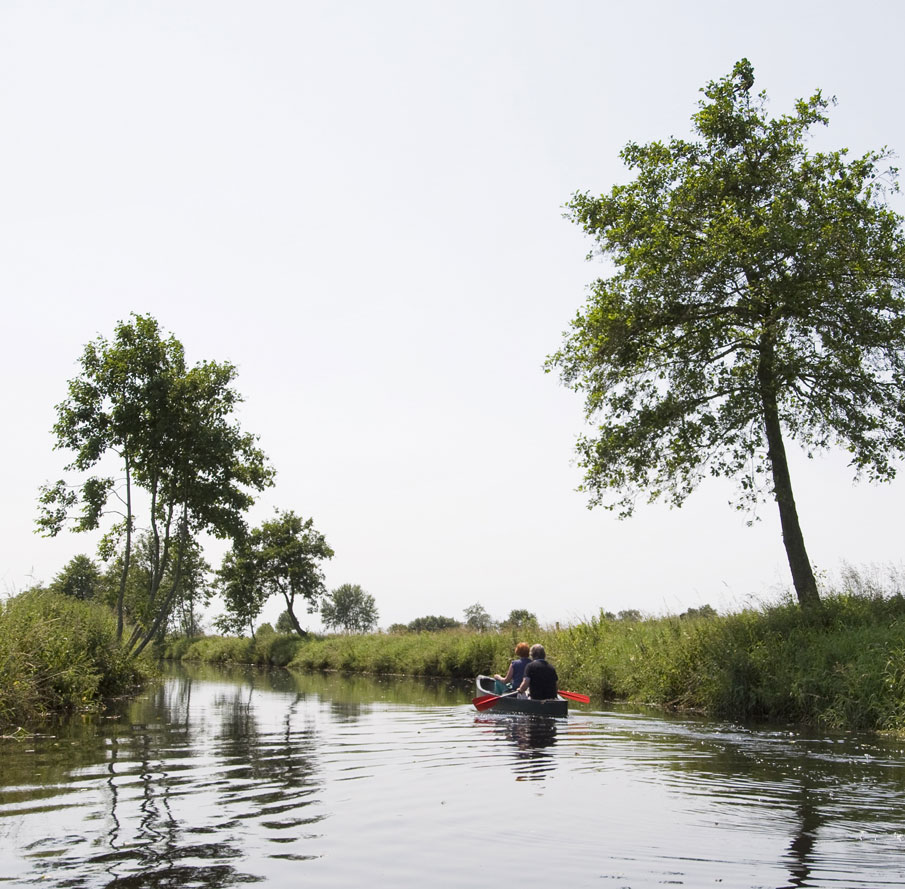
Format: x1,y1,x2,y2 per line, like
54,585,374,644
0,588,153,728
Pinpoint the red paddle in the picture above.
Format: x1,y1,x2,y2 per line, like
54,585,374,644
558,690,591,703
473,689,590,710
472,691,518,711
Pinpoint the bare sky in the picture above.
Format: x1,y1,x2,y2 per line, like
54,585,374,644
3,0,904,630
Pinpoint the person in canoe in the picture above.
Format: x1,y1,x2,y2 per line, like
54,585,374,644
492,642,531,695
516,644,559,700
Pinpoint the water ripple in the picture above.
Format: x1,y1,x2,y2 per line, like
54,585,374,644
3,671,905,888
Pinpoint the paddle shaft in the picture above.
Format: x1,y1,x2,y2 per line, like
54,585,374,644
472,690,519,711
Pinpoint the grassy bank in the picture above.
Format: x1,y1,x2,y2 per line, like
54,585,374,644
553,592,905,731
0,589,153,730
169,588,905,732
165,623,516,676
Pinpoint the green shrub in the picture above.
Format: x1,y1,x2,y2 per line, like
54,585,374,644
0,588,152,728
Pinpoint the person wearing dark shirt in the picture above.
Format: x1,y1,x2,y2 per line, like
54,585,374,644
516,644,558,700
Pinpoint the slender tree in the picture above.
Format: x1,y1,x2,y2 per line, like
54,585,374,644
38,314,273,649
548,60,905,606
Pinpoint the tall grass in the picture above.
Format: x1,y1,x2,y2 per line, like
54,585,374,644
0,588,153,729
551,589,905,730
166,570,905,733
171,627,521,678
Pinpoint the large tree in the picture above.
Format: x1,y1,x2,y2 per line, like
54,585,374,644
38,314,273,650
547,60,905,607
217,510,333,637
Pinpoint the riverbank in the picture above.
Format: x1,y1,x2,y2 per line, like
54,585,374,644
5,584,905,733
166,588,905,732
0,589,153,729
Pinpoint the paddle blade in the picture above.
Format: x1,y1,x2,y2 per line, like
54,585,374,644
472,693,498,706
472,695,503,712
558,690,591,703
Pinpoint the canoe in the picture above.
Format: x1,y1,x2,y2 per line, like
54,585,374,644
475,675,569,717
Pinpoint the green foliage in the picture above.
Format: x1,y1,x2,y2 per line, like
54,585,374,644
165,565,905,732
552,576,905,731
164,630,307,668
275,609,298,634
407,614,461,632
170,634,256,665
50,554,102,601
680,604,717,620
97,533,212,645
216,510,333,637
0,589,152,728
37,313,273,652
287,629,515,678
548,60,905,607
501,608,538,630
215,546,266,637
321,583,379,633
463,602,495,631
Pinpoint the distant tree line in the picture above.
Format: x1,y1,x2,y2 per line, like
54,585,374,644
386,605,539,635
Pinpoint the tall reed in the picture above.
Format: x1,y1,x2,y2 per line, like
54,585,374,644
0,588,152,728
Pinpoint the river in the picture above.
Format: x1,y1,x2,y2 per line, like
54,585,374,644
2,664,905,887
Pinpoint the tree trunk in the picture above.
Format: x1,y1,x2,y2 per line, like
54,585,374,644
132,516,190,657
758,333,821,607
117,452,133,642
282,592,309,638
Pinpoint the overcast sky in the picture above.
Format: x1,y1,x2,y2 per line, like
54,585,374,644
3,1,904,631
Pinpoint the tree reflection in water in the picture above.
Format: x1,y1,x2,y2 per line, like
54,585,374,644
7,669,905,888
86,676,256,887
44,672,325,887
780,784,823,889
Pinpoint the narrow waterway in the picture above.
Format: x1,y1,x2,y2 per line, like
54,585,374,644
2,664,905,888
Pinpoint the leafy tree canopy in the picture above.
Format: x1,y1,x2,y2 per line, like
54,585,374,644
99,531,211,641
501,608,538,629
463,602,495,632
275,609,300,634
217,510,333,637
38,314,272,650
407,615,461,632
548,60,905,607
680,604,718,620
321,583,379,633
50,555,102,601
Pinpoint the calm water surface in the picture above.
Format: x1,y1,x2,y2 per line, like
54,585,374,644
2,664,905,888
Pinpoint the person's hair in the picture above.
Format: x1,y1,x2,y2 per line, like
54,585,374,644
529,644,546,660
514,642,530,657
